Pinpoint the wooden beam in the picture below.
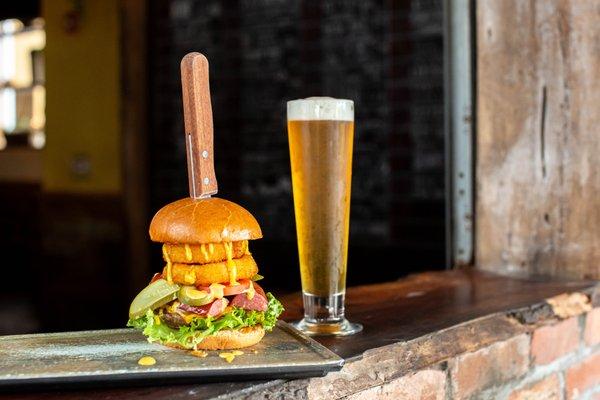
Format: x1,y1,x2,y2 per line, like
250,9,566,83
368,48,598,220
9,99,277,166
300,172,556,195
476,0,600,279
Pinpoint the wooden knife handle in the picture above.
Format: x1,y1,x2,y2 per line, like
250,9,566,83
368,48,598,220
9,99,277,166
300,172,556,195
180,52,218,198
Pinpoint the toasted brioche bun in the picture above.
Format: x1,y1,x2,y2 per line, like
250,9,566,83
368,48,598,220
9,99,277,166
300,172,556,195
165,326,265,350
165,254,258,286
150,197,262,244
197,325,265,350
163,241,248,265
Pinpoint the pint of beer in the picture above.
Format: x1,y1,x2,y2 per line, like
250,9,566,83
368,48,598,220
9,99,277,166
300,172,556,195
287,97,362,336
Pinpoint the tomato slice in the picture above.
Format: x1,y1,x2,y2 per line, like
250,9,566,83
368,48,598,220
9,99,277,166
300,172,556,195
196,279,252,297
150,273,163,283
223,279,252,296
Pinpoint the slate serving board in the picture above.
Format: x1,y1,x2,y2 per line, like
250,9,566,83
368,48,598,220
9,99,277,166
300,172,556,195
0,321,343,390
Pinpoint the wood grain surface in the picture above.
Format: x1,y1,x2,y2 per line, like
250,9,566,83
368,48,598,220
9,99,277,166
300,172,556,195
280,270,595,359
476,0,600,279
3,270,596,400
180,53,218,198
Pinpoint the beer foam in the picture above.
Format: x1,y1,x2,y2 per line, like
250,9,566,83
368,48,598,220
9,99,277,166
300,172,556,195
287,97,354,121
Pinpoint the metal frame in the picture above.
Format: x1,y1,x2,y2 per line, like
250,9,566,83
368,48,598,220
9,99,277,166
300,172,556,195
444,0,475,268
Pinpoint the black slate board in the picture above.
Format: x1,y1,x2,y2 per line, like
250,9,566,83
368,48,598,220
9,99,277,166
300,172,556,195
0,321,343,390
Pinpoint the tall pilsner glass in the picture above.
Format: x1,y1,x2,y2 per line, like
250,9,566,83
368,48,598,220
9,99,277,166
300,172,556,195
287,97,362,336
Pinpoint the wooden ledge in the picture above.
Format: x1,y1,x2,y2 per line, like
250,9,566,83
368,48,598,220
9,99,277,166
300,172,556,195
281,269,597,360
10,270,599,400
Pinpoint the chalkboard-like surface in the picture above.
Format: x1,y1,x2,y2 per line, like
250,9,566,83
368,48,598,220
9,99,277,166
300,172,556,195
0,322,342,390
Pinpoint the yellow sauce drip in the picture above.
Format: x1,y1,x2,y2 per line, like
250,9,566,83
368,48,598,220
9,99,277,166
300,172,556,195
208,243,215,255
184,270,196,285
162,245,173,283
138,356,156,366
191,350,208,358
223,242,232,259
209,283,224,298
182,313,196,324
200,244,209,261
168,301,180,313
246,281,255,300
219,350,243,363
223,242,238,286
184,244,193,261
242,240,251,255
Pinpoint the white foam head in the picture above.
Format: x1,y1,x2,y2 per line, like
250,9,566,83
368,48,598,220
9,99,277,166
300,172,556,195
287,97,354,121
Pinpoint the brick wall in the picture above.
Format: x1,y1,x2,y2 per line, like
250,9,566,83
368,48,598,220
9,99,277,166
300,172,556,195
147,0,446,288
241,295,600,399
447,308,600,400
348,311,600,400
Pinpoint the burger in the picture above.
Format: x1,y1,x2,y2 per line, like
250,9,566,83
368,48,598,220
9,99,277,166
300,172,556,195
127,197,284,350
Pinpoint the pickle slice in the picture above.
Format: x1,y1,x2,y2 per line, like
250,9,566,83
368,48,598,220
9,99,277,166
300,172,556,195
129,279,180,319
177,286,215,306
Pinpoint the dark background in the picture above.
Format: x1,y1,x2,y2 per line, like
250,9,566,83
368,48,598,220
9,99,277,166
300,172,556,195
0,0,445,334
147,0,445,288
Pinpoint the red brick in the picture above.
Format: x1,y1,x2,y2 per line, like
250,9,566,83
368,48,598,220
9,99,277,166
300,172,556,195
450,334,530,399
508,374,560,400
531,317,580,365
566,352,600,399
585,308,600,346
346,370,446,400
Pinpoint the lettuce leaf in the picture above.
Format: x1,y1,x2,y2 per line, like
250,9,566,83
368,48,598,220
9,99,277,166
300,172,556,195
127,292,284,350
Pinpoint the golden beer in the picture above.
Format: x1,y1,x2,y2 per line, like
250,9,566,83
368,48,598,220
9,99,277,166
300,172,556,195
287,97,361,336
287,119,353,296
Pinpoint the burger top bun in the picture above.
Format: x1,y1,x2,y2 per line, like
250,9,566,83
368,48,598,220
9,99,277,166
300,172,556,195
150,197,262,244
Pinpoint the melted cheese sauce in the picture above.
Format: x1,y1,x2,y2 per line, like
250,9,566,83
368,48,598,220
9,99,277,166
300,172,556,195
219,350,243,363
208,243,215,255
184,244,193,261
168,301,180,313
246,281,255,300
200,244,209,261
162,245,173,283
223,242,238,286
209,283,224,298
138,356,156,366
184,270,196,285
191,350,208,358
182,313,196,324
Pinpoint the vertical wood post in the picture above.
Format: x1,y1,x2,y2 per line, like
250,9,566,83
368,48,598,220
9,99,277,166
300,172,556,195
476,0,600,279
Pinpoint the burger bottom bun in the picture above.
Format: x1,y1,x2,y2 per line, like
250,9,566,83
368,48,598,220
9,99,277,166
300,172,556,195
165,325,265,351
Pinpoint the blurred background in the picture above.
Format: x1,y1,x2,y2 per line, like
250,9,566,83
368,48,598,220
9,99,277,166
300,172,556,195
0,0,445,334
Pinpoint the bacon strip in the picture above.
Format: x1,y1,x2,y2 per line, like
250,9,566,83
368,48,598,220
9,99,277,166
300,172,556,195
230,292,267,312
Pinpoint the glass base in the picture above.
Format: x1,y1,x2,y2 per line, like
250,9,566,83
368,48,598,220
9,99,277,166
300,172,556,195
291,317,363,336
291,292,362,336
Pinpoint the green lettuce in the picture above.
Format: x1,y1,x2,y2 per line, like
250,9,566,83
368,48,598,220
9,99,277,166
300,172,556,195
127,293,284,350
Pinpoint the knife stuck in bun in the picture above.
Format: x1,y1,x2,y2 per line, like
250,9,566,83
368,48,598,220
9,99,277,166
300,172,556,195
127,52,283,351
